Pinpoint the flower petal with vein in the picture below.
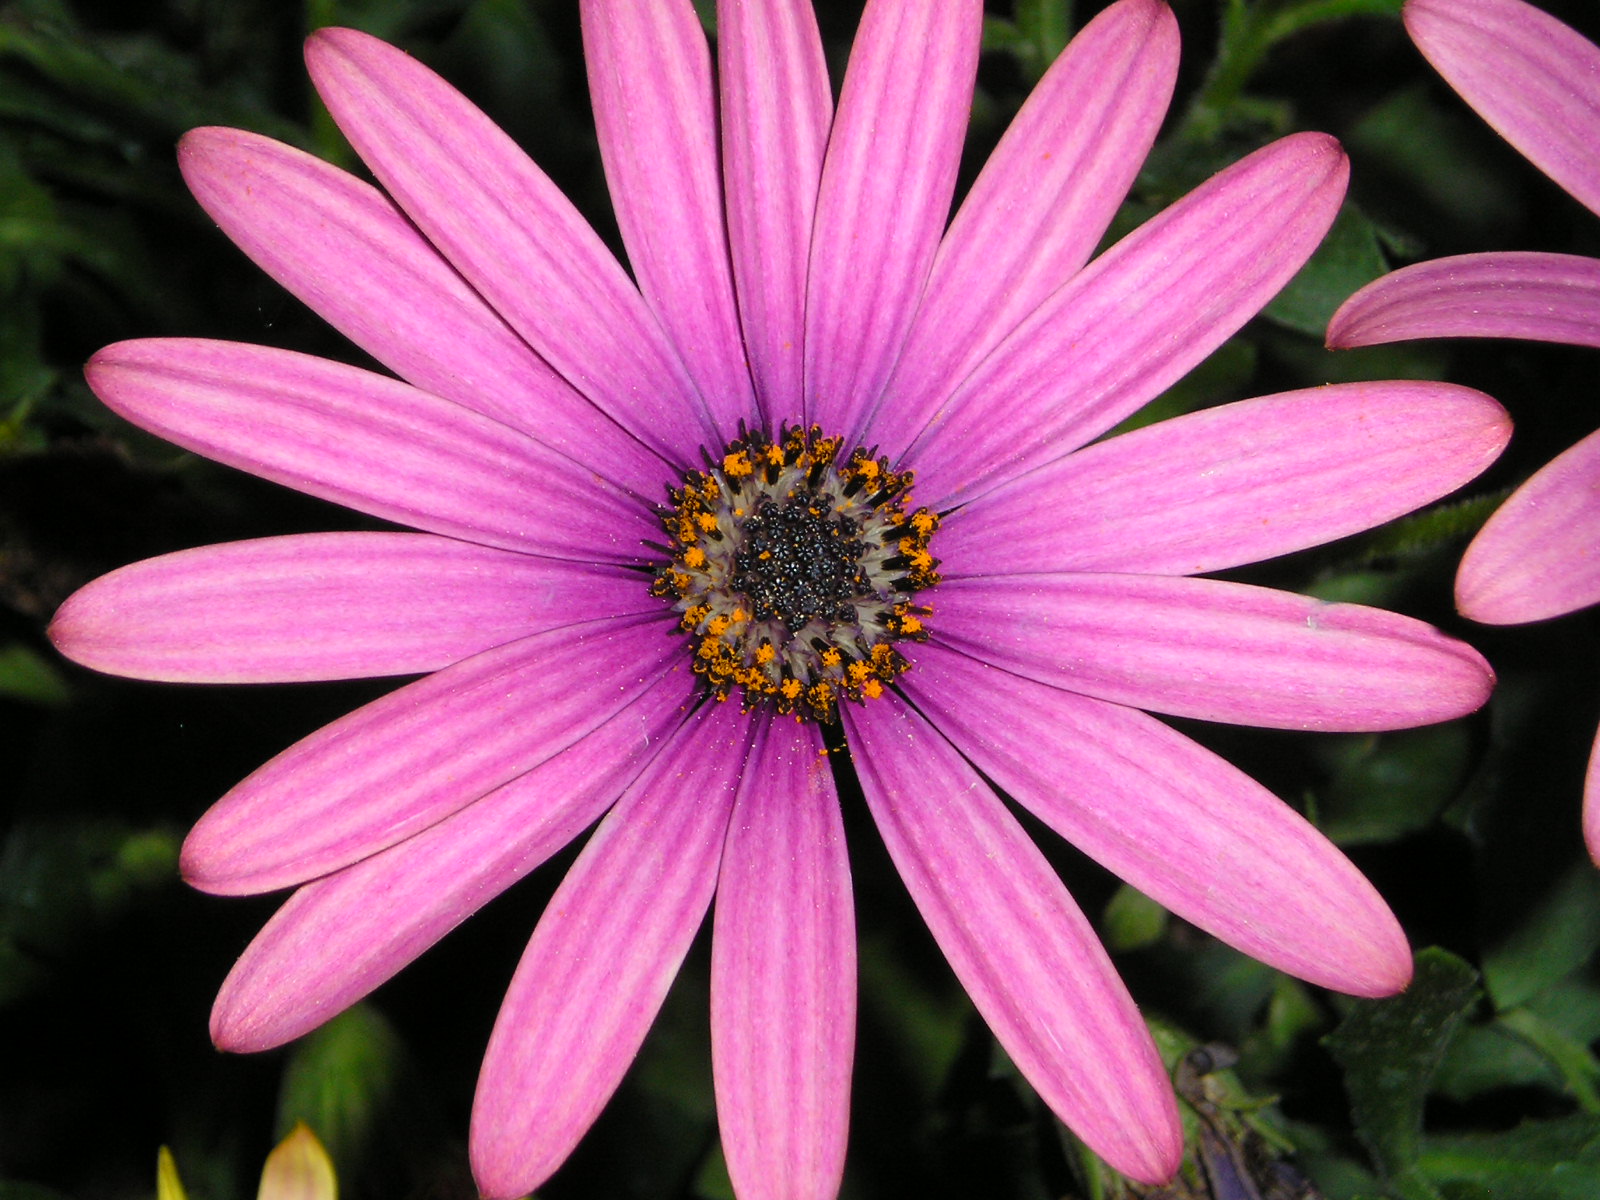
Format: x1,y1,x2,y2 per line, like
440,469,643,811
52,2,1506,1196
1328,0,1600,863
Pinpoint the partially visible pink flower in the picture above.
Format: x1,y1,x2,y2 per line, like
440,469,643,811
51,1,1505,1196
1328,0,1600,862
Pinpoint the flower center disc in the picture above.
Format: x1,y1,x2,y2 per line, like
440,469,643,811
650,425,939,722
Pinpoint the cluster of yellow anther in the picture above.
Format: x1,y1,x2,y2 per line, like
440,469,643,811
649,424,939,723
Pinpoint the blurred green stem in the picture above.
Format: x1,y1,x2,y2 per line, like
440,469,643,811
1181,0,1404,140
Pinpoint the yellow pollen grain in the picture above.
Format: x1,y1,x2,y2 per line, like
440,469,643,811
708,615,732,636
723,450,754,477
821,648,842,668
898,614,923,635
911,511,936,536
755,644,776,665
684,546,706,568
862,678,883,699
765,444,785,465
781,678,803,700
696,513,719,532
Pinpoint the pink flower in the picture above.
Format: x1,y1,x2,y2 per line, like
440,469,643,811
51,1,1505,1196
1328,0,1600,863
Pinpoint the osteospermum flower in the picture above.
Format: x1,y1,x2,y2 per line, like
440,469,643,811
51,1,1506,1195
1328,0,1600,863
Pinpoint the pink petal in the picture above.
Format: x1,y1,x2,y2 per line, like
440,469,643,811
864,0,1179,446
210,667,697,1053
180,615,676,896
1407,0,1600,219
933,573,1493,731
937,381,1509,577
1327,252,1600,349
843,698,1181,1185
48,533,645,683
803,0,983,436
717,0,832,423
1586,721,1600,867
471,703,751,1200
304,27,718,461
712,719,853,1200
901,643,1412,996
581,0,755,436
86,339,656,562
1457,425,1600,623
177,128,665,485
901,133,1349,507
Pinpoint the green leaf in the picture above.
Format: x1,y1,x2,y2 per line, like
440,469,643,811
1304,491,1509,609
1263,203,1390,336
1241,975,1326,1077
982,0,1073,82
1333,492,1510,569
1497,1005,1600,1114
1434,1022,1562,1103
1324,948,1481,1182
859,927,969,1101
1346,85,1524,242
0,643,69,706
1482,861,1600,1011
0,23,302,145
1014,0,1072,76
1105,337,1259,437
1420,1115,1600,1200
1102,883,1168,953
1310,725,1474,846
0,817,180,994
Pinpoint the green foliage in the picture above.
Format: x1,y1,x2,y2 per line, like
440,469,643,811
1325,949,1481,1192
0,817,180,1007
278,1007,406,1173
1324,946,1600,1200
1420,1115,1600,1200
1310,725,1474,846
0,642,69,705
1102,883,1170,953
1264,204,1390,335
983,0,1073,82
1481,861,1600,1011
